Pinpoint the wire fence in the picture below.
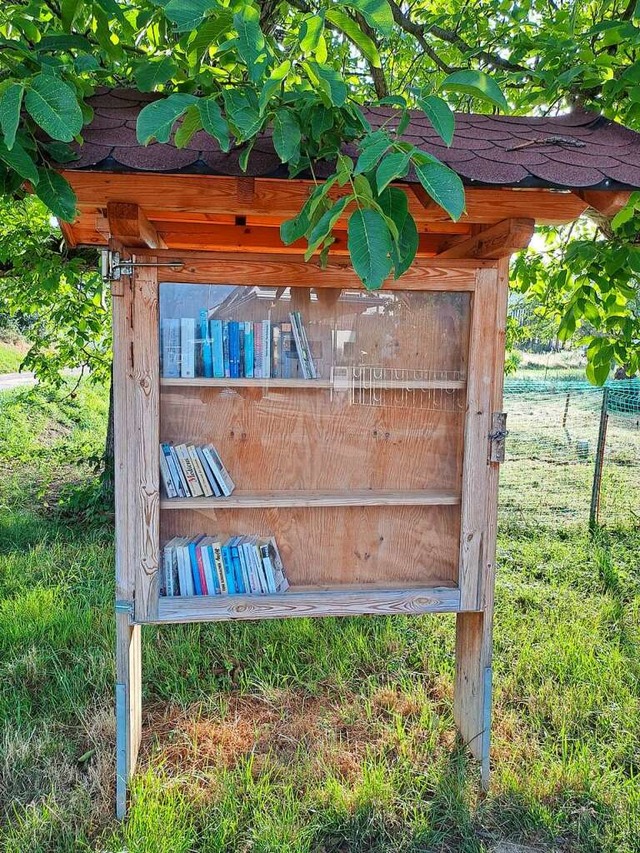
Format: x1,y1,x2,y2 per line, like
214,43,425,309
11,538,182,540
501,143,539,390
499,378,640,529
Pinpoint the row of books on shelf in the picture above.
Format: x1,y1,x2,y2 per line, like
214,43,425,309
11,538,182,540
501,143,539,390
161,311,318,380
161,535,289,597
160,442,235,499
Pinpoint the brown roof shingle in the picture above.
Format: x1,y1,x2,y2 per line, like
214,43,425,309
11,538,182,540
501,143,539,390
61,88,640,190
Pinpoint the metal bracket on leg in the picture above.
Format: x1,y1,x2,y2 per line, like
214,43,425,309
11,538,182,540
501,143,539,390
115,682,128,819
481,665,492,791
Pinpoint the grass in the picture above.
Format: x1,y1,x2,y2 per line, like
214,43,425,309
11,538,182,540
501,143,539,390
0,383,639,852
0,339,27,374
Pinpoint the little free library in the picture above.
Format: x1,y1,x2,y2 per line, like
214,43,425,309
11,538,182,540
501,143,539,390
56,89,640,817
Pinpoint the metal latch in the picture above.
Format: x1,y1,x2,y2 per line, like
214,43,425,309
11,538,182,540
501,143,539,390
101,250,184,281
488,412,508,462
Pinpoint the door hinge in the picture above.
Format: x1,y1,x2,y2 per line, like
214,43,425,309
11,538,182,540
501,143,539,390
101,250,184,282
488,412,508,463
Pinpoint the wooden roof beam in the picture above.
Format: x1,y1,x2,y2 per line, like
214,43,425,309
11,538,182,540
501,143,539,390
573,189,631,217
106,201,167,249
437,217,535,259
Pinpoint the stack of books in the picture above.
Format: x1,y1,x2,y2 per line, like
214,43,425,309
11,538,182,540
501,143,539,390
160,443,235,499
161,535,289,597
161,311,317,380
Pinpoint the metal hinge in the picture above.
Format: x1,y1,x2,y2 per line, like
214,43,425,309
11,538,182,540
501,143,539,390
101,250,184,282
488,412,508,462
115,599,134,616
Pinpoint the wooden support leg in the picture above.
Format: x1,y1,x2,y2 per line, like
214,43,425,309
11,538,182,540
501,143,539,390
115,608,141,820
454,610,493,790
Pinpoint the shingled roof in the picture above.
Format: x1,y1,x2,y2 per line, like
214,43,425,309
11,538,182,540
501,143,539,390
62,88,640,190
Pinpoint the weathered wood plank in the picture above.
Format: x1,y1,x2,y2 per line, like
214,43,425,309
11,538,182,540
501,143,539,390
151,586,461,624
107,201,166,249
458,266,499,610
131,260,160,621
438,218,534,259
156,256,480,288
160,377,466,389
160,488,461,509
64,172,589,226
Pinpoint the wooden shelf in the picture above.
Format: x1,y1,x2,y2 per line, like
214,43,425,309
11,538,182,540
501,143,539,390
160,377,466,390
160,489,461,510
151,585,461,623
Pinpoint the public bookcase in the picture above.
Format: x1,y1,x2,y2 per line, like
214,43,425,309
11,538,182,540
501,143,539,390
56,95,639,817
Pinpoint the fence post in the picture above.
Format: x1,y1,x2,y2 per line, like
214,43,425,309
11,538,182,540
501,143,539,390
589,387,610,532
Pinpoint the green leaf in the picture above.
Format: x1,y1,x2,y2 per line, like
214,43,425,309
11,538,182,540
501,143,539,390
418,95,455,146
299,15,324,53
307,195,351,254
414,160,465,221
259,60,291,113
164,0,218,32
441,70,508,110
136,93,197,144
238,138,256,172
586,359,610,386
354,134,390,174
223,89,262,139
198,98,230,152
61,0,81,32
134,56,178,92
36,34,93,52
376,151,411,193
0,83,24,150
281,209,310,245
345,0,394,36
348,208,393,290
379,186,418,277
305,62,348,106
273,111,301,164
0,139,39,184
188,13,234,58
325,9,381,66
34,168,77,221
234,6,268,81
174,105,202,148
25,74,83,142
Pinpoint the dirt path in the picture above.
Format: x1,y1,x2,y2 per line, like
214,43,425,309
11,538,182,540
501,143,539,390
0,371,37,391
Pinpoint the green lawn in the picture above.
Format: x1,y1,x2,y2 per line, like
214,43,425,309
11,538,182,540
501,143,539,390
0,384,638,852
0,340,26,374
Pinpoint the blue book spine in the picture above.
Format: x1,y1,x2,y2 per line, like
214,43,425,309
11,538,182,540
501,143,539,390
221,545,238,593
199,309,213,378
238,324,245,378
188,540,203,595
223,322,230,378
229,541,245,591
244,321,254,378
210,319,224,378
229,321,240,378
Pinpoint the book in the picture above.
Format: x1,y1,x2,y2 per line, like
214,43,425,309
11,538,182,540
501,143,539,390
162,537,179,596
229,536,250,593
253,322,263,379
159,446,178,498
222,543,243,593
222,321,230,377
229,321,240,378
203,444,235,496
258,541,277,594
262,320,271,379
196,446,222,497
175,444,203,497
180,318,195,378
161,318,180,379
244,321,254,378
194,539,209,595
199,309,213,378
176,539,195,597
210,319,224,378
271,324,281,378
167,445,189,497
188,444,214,497
188,535,206,595
210,540,228,594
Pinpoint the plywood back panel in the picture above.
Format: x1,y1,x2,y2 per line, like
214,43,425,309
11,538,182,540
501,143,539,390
160,504,459,587
160,387,465,491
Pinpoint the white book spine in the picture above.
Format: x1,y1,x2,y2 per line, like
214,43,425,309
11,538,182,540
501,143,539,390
161,318,181,378
188,445,214,497
180,317,195,378
262,319,271,379
159,447,178,498
175,444,203,497
211,542,227,594
205,444,235,496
